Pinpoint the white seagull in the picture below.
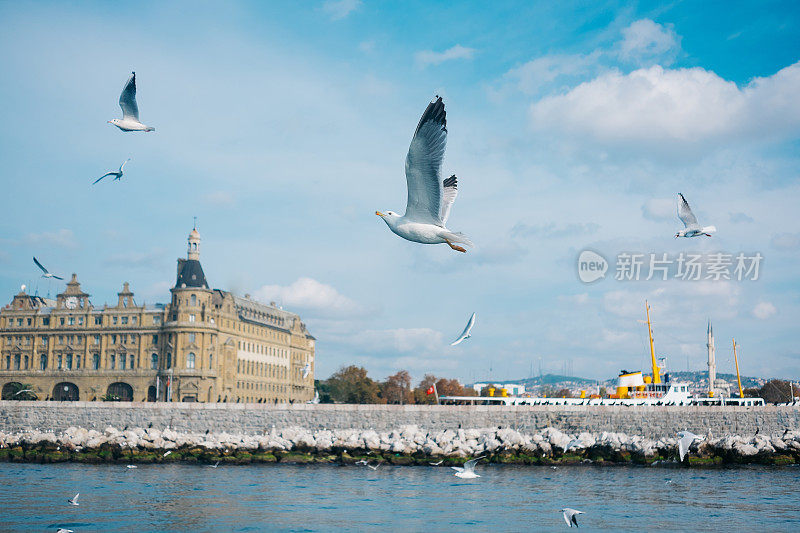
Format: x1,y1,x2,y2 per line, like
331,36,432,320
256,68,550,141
676,193,716,238
367,462,381,470
677,430,704,462
561,508,584,528
451,456,484,479
376,96,472,253
208,461,220,468
33,257,64,280
108,72,155,132
355,459,369,466
57,529,74,533
67,493,79,506
93,159,130,185
126,464,137,469
163,450,172,457
429,459,444,466
450,312,476,346
302,362,311,379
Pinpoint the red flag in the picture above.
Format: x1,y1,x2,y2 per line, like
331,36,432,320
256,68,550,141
426,385,435,395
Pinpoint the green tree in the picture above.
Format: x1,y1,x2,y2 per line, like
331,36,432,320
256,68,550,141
326,365,384,404
381,370,413,404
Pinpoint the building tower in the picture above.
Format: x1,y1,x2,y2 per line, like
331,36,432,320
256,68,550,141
707,320,716,397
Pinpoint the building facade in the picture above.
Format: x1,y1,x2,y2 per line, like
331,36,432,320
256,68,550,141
0,228,315,403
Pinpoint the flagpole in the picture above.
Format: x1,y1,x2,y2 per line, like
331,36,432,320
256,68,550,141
434,382,439,405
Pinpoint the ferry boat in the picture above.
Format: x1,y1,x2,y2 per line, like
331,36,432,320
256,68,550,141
440,301,764,407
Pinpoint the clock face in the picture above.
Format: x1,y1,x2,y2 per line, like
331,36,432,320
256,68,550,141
65,297,78,310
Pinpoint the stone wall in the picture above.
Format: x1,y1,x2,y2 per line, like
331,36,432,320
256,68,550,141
2,401,799,438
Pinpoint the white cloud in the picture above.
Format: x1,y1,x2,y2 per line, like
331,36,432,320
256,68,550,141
493,52,601,97
618,19,681,65
752,301,777,319
415,44,476,67
528,61,800,154
344,328,444,356
729,212,754,224
641,198,674,221
104,249,167,269
254,277,361,317
321,0,361,21
771,232,800,250
21,228,78,249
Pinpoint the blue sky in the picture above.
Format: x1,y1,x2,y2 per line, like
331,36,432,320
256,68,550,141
1,1,799,383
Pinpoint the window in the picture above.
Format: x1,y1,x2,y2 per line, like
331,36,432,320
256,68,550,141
187,352,195,369
58,335,63,345
132,316,137,325
40,354,47,370
66,354,73,370
191,294,197,306
24,355,29,369
130,355,135,369
27,318,32,326
154,316,161,325
150,353,158,369
16,318,22,327
188,333,196,343
152,335,158,345
57,354,62,369
166,353,172,369
5,355,9,369
189,314,196,323
42,317,50,326
94,335,100,345
68,317,75,325
60,318,65,326
78,317,83,325
113,316,118,325
75,356,80,369
95,316,102,325
120,354,127,369
93,354,100,370
111,335,117,344
121,316,128,325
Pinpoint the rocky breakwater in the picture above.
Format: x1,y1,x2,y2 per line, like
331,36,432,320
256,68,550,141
1,425,799,466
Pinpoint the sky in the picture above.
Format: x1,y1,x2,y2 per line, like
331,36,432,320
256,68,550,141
1,0,799,384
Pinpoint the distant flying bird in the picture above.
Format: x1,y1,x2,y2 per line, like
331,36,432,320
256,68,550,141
126,464,137,469
451,456,484,479
208,461,219,468
376,96,472,253
355,459,368,466
108,72,155,132
429,459,444,466
677,430,704,462
367,462,381,470
33,257,64,280
450,312,477,346
302,362,311,379
93,159,130,185
676,193,716,238
561,508,583,528
67,493,79,506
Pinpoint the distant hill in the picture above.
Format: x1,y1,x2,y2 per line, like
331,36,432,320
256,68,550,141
481,374,597,387
475,371,766,390
667,370,764,389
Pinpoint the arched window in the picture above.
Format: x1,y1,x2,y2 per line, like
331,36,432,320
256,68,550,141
209,353,213,369
66,354,72,370
13,354,20,370
191,294,197,306
187,352,195,369
151,353,158,369
166,353,172,368
24,355,29,369
93,354,100,370
40,354,47,370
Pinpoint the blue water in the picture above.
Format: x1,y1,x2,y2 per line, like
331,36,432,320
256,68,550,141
1,463,798,532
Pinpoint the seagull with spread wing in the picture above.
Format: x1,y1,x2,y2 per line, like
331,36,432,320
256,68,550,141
376,96,472,252
33,257,63,280
93,159,130,185
450,312,476,346
108,72,155,132
675,193,716,238
67,493,79,506
561,508,583,528
677,430,704,462
451,456,484,479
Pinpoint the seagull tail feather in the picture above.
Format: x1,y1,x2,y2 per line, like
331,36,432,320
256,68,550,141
444,231,473,247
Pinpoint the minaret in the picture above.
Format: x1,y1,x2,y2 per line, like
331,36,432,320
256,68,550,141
707,320,716,397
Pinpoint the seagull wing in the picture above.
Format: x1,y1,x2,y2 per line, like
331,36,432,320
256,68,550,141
52,275,64,280
74,493,79,502
677,193,698,228
119,72,139,120
93,172,116,185
33,257,48,274
404,96,447,225
450,312,476,346
119,159,130,172
451,466,464,473
440,174,458,225
463,456,484,472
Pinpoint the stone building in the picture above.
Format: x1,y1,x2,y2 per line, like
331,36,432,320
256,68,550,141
0,227,315,403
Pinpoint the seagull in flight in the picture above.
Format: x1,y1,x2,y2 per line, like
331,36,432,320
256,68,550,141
302,362,311,379
367,462,381,470
452,456,484,479
33,257,64,280
376,96,472,253
93,159,130,185
676,193,716,238
677,430,704,462
429,459,444,466
561,508,583,528
108,72,155,132
126,464,137,469
355,459,369,466
208,461,220,468
163,450,172,457
67,493,79,506
450,312,476,346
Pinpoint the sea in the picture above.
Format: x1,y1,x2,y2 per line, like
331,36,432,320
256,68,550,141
1,462,798,532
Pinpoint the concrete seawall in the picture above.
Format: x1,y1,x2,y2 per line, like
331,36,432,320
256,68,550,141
2,402,799,438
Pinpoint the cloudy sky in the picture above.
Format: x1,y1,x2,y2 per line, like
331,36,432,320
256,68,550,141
1,1,799,384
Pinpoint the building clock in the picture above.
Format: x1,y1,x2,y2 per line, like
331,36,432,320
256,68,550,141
64,296,78,309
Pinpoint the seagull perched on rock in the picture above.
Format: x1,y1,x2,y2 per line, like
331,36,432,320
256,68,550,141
561,508,583,528
108,72,155,132
93,159,130,185
452,456,484,479
376,96,472,253
33,257,64,280
677,430,704,462
67,493,79,506
676,193,716,238
450,312,476,346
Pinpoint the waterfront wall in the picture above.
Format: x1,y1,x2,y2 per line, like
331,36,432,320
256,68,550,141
1,401,799,438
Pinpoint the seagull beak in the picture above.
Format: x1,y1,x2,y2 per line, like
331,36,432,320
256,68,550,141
375,211,384,217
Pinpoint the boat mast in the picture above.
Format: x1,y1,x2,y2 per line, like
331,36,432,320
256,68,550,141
733,338,744,398
645,301,661,384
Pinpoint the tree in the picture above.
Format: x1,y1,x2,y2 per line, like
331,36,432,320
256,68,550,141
752,380,796,404
480,383,498,397
413,374,439,404
381,370,412,404
553,388,573,398
325,365,384,404
2,382,38,401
